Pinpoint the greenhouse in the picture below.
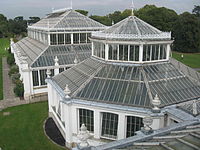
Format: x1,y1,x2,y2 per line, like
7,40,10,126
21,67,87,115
11,8,106,100
46,15,200,148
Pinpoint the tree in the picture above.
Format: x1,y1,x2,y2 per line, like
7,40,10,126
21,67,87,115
0,14,9,37
28,17,40,24
90,15,111,26
192,5,200,17
136,5,178,31
76,10,88,16
173,12,200,53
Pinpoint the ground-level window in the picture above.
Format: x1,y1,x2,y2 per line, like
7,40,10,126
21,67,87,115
79,109,94,132
39,69,47,85
32,71,39,86
126,116,143,138
101,112,118,139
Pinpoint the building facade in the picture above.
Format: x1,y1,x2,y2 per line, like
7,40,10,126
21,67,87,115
46,15,200,148
10,8,106,100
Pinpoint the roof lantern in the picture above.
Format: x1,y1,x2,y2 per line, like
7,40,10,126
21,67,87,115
90,13,173,64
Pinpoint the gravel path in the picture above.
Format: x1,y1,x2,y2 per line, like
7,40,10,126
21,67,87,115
2,57,16,100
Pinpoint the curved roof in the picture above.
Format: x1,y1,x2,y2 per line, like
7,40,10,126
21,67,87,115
52,57,200,108
92,16,171,41
29,9,106,31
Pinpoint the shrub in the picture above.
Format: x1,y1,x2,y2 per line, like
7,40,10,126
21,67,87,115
7,53,15,66
11,73,20,84
8,65,19,76
8,47,11,54
14,80,24,97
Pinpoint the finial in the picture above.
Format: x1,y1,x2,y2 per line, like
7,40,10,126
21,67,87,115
64,84,71,98
70,0,73,9
46,69,51,78
74,57,78,64
193,100,198,116
142,115,153,135
131,0,134,16
77,124,91,148
152,94,161,113
112,20,114,25
54,56,59,66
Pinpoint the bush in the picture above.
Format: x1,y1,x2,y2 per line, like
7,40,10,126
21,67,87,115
7,53,15,66
11,73,20,84
8,65,19,76
14,80,24,97
8,47,11,54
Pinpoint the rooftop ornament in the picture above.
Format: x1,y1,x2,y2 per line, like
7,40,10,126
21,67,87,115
77,124,91,148
152,94,161,113
64,84,71,98
193,100,198,116
46,69,51,78
142,115,153,135
74,57,78,64
54,56,59,66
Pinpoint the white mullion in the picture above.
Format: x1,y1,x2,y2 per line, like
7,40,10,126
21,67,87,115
38,70,41,86
128,45,130,61
158,45,161,60
150,45,152,61
117,45,119,60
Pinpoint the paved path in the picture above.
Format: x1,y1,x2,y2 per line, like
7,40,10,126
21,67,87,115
2,57,16,100
194,68,200,72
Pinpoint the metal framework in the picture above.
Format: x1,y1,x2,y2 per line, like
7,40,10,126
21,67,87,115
53,57,200,108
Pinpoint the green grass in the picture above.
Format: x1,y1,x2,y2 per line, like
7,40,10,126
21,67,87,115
172,51,200,68
0,38,10,100
0,102,65,150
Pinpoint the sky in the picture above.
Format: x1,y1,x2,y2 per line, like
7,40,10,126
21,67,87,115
0,0,199,19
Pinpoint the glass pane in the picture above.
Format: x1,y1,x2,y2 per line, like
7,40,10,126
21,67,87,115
58,34,64,45
73,33,79,44
80,33,87,43
101,112,118,139
50,34,57,45
65,33,71,44
79,109,94,132
32,71,39,86
126,116,143,138
39,69,47,86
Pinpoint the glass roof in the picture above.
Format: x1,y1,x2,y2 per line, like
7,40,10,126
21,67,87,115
31,44,91,68
115,123,200,150
52,57,200,108
12,37,48,65
92,16,171,41
30,9,105,30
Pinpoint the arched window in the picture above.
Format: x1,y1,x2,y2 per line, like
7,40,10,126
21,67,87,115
79,109,94,132
101,112,118,139
126,116,143,138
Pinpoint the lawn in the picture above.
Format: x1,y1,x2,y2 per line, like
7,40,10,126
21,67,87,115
0,102,65,150
172,51,200,68
0,38,10,100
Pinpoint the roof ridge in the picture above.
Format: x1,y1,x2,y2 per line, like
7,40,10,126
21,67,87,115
135,16,162,33
51,9,72,29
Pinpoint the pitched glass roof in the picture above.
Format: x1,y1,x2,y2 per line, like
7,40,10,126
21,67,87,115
52,57,200,108
30,9,105,30
113,122,200,150
31,44,91,68
92,16,171,41
12,37,48,65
